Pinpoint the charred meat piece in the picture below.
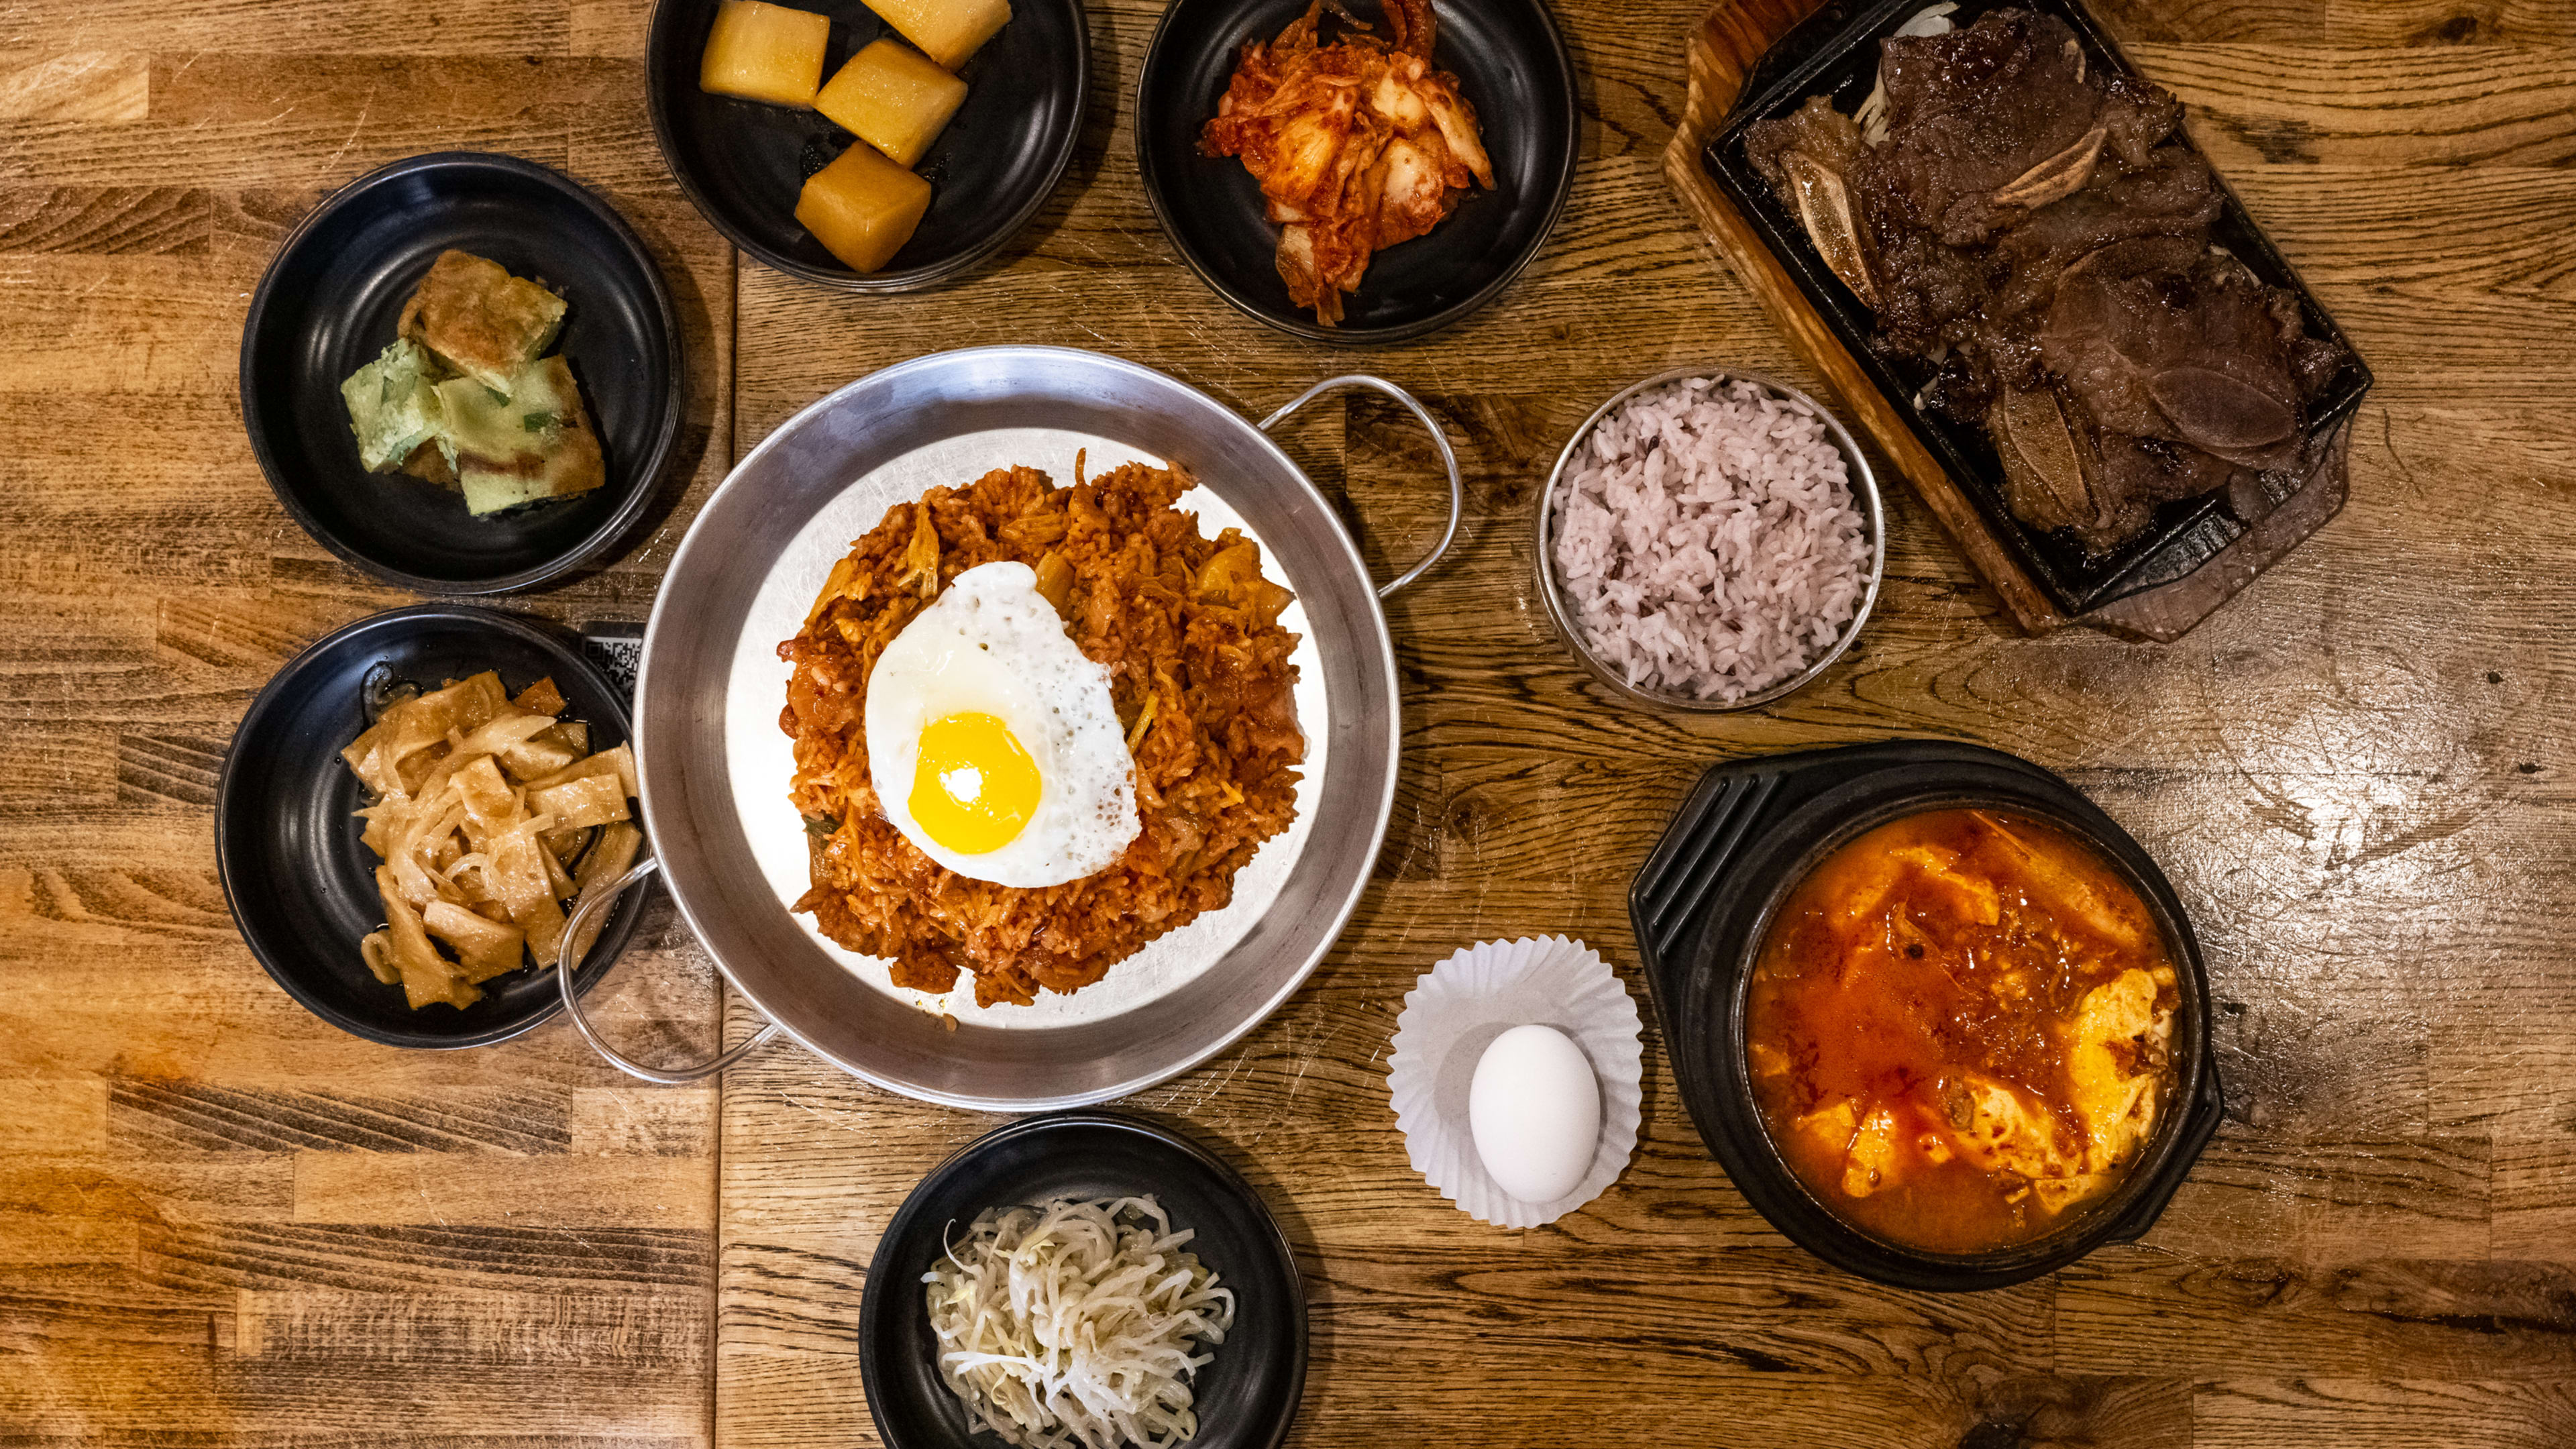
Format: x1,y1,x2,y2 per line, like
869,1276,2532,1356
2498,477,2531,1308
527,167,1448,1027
2043,239,2306,471
1988,148,2222,325
1866,10,2176,245
1862,193,1993,359
2096,72,2183,168
2071,430,2241,549
1991,383,2238,549
1744,95,1878,305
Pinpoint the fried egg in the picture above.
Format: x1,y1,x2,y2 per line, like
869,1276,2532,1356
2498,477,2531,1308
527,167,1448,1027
863,561,1139,886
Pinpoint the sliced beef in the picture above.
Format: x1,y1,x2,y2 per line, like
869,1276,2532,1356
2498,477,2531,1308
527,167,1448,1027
1856,176,1993,356
1743,96,1878,305
1921,352,1999,429
1870,10,2094,243
1990,150,2222,323
2043,239,2306,471
1743,7,2351,554
2277,293,2347,402
1992,381,2240,549
1866,11,2178,246
2070,431,2241,549
2096,74,2183,168
1744,93,1864,192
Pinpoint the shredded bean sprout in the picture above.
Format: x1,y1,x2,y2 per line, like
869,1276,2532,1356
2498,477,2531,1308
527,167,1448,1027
922,1195,1236,1449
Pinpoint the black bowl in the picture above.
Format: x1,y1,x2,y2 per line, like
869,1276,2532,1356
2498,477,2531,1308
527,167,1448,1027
239,154,685,596
1136,0,1579,343
215,604,650,1049
860,1112,1307,1449
1631,739,2224,1291
647,0,1087,290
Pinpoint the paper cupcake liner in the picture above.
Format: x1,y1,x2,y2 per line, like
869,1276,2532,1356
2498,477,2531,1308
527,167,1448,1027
1387,936,1644,1229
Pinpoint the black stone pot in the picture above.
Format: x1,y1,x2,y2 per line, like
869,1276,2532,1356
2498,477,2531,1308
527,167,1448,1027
1631,739,2224,1291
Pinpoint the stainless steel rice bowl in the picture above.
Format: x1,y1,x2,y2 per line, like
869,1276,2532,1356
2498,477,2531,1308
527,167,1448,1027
1533,366,1886,712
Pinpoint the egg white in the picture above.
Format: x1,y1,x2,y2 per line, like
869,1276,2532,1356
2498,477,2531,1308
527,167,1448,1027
863,561,1140,887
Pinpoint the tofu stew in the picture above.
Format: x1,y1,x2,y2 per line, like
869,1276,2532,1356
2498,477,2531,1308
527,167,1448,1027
1745,807,2178,1253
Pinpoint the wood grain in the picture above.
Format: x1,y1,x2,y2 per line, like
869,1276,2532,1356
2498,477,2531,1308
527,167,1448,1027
0,0,2569,1443
0,0,735,1439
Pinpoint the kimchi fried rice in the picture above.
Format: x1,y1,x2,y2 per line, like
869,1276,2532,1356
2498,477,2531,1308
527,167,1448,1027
778,460,1304,1007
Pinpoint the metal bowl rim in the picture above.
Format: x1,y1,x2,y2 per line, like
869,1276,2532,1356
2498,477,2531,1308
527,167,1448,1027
1530,365,1886,712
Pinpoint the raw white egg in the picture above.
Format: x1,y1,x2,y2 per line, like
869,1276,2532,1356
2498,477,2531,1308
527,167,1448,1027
864,561,1139,887
1468,1024,1602,1205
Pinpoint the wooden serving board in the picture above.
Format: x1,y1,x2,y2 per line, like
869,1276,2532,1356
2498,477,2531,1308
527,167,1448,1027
1661,0,2351,640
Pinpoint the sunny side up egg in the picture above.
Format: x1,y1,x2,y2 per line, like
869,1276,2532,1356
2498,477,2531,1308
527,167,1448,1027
863,561,1142,888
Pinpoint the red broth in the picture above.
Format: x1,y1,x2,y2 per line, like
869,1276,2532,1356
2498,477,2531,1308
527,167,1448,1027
1746,808,2180,1253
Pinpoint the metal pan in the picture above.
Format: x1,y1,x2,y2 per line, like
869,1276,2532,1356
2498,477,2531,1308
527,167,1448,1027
554,345,1460,1108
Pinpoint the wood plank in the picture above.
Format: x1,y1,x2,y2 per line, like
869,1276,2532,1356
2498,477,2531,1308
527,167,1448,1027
0,1080,109,1154
107,1080,577,1156
0,1155,297,1232
0,731,114,810
0,53,149,123
2140,45,2576,168
0,186,209,253
230,1287,706,1368
570,1088,716,1159
113,731,226,813
2094,0,2576,48
2142,1130,2491,1262
2193,1379,2576,1448
145,1220,713,1295
2431,1018,2576,1138
0,255,246,392
0,0,572,54
2491,1136,2576,1258
2058,1250,2576,1377
292,1152,714,1229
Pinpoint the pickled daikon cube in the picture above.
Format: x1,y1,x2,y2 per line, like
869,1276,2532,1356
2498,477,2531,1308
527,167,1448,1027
796,143,932,273
700,0,832,107
858,0,1009,70
816,40,968,167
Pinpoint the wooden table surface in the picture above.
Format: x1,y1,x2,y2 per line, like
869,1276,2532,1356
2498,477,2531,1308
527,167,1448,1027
4,0,2573,1443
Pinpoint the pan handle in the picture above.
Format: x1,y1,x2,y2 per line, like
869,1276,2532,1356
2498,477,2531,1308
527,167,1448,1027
1258,374,1462,598
555,857,786,1084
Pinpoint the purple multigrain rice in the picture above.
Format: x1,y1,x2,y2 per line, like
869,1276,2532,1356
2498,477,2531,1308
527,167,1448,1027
1550,377,1870,702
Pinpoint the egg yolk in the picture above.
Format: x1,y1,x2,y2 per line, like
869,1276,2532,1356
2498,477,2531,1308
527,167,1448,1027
909,711,1041,855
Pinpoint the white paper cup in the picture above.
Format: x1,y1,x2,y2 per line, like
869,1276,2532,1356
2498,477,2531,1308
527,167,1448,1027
1387,935,1644,1228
